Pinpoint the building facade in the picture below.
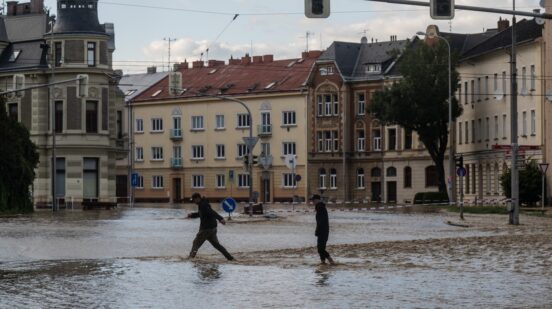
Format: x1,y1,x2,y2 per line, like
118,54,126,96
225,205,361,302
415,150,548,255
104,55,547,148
306,36,443,204
130,52,320,203
0,0,124,207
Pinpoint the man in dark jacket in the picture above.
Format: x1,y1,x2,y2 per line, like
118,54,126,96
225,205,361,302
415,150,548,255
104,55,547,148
187,193,234,261
311,194,335,265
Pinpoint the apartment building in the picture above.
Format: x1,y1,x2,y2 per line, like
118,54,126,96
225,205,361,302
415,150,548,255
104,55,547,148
306,36,442,203
130,52,320,203
455,18,544,202
0,0,124,207
542,0,552,204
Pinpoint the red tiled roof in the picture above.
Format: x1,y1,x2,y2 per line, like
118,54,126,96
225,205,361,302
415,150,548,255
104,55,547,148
132,52,321,103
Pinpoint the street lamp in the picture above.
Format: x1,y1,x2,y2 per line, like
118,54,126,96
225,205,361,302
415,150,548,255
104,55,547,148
417,30,454,205
539,163,549,211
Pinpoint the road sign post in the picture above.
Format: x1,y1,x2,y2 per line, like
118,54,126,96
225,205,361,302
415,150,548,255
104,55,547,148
456,167,466,220
221,197,237,220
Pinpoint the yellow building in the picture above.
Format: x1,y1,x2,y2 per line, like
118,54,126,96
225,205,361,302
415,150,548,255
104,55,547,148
130,52,320,203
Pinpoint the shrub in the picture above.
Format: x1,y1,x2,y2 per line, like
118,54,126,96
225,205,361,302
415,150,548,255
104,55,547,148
413,192,449,204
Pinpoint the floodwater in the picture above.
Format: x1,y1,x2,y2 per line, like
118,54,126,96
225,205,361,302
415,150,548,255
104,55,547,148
1,206,552,308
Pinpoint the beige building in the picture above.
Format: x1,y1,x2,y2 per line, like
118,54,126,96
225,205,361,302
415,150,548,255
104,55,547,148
455,18,545,203
1,0,125,207
543,0,552,205
130,52,320,203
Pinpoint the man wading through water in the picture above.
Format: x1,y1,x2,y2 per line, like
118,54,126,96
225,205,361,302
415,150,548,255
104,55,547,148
188,193,235,261
311,194,335,265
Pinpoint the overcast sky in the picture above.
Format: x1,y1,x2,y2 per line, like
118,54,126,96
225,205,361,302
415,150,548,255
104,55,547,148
43,0,544,74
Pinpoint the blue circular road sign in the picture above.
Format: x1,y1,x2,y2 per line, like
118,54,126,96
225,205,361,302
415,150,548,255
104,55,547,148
221,197,237,213
457,167,467,177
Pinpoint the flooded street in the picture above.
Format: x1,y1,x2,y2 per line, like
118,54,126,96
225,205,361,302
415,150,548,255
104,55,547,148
1,206,552,308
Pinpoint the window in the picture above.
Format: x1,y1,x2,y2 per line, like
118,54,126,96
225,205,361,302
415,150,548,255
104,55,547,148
151,90,162,97
317,95,323,116
493,73,498,92
471,80,475,103
283,173,297,188
522,111,527,136
387,167,397,177
319,169,326,189
192,145,204,160
333,94,339,115
325,131,332,152
404,166,412,188
216,144,225,159
476,78,481,101
216,114,225,129
135,119,144,133
471,120,475,143
502,114,507,139
458,122,463,145
404,129,412,150
55,158,66,197
173,145,182,159
9,50,21,62
425,166,438,187
531,110,536,135
329,169,337,189
192,175,204,188
485,117,490,141
465,121,469,144
494,116,499,140
237,144,249,158
238,173,250,188
388,128,397,150
502,71,507,96
85,101,98,133
8,103,18,122
317,132,324,152
216,174,225,188
478,119,482,142
151,118,163,132
87,42,96,67
465,165,470,194
282,142,296,156
237,113,251,128
135,147,144,161
324,94,332,116
371,167,381,177
83,158,99,198
151,147,163,160
357,130,365,152
261,142,271,156
373,129,382,151
191,116,204,131
319,66,334,75
357,168,365,189
117,111,123,139
282,111,296,126
357,93,365,115
332,131,339,152
152,176,164,189
136,176,144,189
464,81,468,104
530,65,536,90
484,76,489,100
521,66,527,92
55,42,62,67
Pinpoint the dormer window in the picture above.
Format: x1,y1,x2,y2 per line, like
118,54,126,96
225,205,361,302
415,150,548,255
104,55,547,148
319,66,334,76
365,63,381,73
125,89,137,96
9,50,21,62
265,82,276,89
151,90,162,97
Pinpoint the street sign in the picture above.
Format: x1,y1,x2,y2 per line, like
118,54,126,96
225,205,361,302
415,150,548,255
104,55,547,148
456,167,467,177
228,170,235,181
221,197,237,213
242,137,259,151
295,174,302,182
131,172,139,187
259,154,273,170
284,154,297,170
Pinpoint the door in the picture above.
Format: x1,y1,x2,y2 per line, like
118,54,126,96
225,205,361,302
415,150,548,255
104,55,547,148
261,171,270,202
173,178,182,203
83,158,99,200
116,175,128,203
387,181,397,203
371,182,381,202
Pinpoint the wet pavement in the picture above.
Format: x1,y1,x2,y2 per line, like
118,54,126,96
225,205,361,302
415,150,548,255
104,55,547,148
1,206,552,308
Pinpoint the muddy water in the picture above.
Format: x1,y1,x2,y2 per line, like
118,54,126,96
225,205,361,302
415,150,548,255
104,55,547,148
1,207,552,308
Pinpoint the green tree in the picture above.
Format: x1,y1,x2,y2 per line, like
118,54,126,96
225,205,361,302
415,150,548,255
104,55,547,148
369,39,462,195
0,97,39,213
500,160,542,206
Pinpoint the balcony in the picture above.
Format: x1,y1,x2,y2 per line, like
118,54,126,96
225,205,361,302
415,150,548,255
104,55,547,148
170,128,183,141
257,124,272,137
171,157,183,170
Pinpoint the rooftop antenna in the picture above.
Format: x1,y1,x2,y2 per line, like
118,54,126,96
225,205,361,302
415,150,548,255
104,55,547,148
164,37,176,72
302,31,315,52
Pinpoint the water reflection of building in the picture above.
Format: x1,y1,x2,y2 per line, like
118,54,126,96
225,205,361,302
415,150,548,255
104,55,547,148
129,52,319,203
0,0,124,207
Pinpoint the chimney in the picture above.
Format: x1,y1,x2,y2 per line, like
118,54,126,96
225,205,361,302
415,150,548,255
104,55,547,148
252,55,263,63
147,66,157,74
263,55,274,63
30,0,43,14
498,17,510,32
208,59,224,67
173,63,180,71
301,51,309,58
308,50,322,58
192,60,204,68
241,54,251,65
7,1,17,16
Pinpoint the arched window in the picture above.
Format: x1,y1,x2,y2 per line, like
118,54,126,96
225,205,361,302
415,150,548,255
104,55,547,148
371,167,381,177
494,163,500,194
425,166,438,187
330,168,337,189
386,167,397,177
318,168,326,189
357,168,365,189
404,166,412,188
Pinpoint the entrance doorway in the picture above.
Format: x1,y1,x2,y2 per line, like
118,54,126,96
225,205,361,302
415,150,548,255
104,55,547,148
261,172,271,203
173,178,182,203
371,182,381,202
116,175,128,203
387,181,397,203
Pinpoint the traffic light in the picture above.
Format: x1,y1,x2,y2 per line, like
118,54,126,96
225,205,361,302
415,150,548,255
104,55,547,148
252,155,259,165
430,0,454,20
243,155,249,167
304,0,330,18
455,155,464,169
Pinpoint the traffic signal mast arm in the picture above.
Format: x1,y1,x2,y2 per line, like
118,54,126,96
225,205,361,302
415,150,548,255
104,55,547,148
0,75,88,96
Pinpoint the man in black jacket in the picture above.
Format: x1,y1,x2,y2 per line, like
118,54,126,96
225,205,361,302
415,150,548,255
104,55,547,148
311,194,335,265
187,193,234,261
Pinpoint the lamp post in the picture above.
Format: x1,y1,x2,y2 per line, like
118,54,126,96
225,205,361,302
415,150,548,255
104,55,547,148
539,163,549,212
417,30,455,205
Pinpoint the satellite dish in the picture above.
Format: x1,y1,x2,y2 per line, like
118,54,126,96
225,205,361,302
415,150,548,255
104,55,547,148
546,90,552,102
536,17,545,25
494,90,504,100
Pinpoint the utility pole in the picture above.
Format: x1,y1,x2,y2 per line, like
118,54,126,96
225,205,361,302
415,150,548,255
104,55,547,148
510,0,520,225
164,37,176,72
50,21,57,212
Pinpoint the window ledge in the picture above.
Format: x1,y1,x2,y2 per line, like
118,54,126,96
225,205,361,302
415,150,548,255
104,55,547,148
191,158,205,161
281,124,297,128
215,157,226,161
135,131,144,134
150,131,164,134
215,128,226,131
150,159,164,162
191,129,205,132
